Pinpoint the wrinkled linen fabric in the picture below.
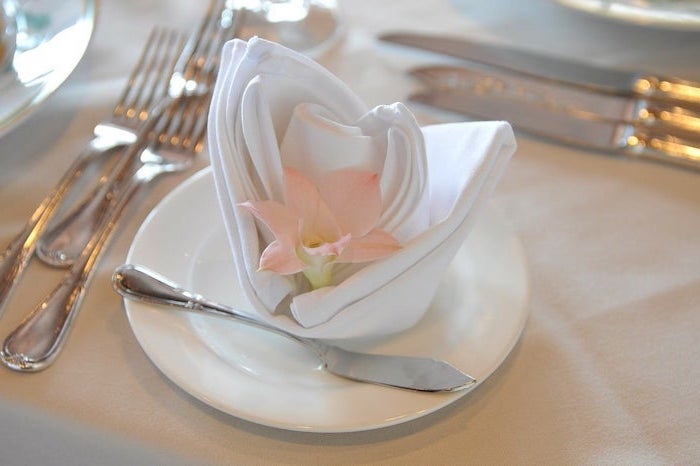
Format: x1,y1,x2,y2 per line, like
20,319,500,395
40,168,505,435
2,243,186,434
208,37,516,339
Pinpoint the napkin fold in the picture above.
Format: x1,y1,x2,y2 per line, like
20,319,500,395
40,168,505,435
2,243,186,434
208,37,516,339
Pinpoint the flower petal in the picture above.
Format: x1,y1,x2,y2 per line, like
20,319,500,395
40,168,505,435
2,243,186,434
260,241,306,274
336,229,402,263
238,200,298,247
283,167,341,244
317,169,382,237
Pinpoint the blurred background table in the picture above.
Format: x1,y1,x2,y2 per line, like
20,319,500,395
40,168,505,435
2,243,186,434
0,0,698,464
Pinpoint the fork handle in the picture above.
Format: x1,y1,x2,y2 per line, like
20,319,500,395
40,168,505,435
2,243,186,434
0,106,171,371
36,161,132,268
0,166,147,371
36,100,176,268
0,135,132,317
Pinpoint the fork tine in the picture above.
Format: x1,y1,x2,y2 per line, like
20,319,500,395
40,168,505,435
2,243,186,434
113,28,186,123
155,2,246,152
112,28,162,120
188,97,210,153
174,0,246,86
156,92,207,152
137,29,186,122
179,95,211,153
112,0,244,141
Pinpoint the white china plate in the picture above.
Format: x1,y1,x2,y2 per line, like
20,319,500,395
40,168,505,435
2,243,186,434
554,0,700,30
0,0,95,138
124,168,530,433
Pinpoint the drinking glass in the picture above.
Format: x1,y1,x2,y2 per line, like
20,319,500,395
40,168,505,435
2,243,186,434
230,0,343,54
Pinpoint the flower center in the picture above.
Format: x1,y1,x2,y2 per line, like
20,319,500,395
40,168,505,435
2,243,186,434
303,234,325,249
296,246,336,289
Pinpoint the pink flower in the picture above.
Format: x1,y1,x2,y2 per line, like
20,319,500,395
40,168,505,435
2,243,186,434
240,167,402,289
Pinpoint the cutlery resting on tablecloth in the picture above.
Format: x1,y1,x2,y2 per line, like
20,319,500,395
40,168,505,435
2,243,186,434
381,31,700,171
0,0,245,371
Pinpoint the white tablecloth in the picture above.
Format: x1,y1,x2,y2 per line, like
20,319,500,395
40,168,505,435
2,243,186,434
1,0,698,464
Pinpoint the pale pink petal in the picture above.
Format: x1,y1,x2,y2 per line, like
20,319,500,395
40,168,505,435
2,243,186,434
317,169,381,237
283,167,341,244
239,200,298,247
259,240,306,274
336,229,402,263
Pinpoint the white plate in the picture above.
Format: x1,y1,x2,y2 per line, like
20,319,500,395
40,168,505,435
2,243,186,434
124,168,530,433
0,0,95,138
554,0,700,30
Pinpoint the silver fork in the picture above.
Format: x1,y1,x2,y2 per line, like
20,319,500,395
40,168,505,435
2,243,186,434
36,0,242,268
0,7,246,372
0,27,186,318
0,92,212,372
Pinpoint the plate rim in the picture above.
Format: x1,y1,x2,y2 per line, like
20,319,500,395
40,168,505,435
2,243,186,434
554,0,700,30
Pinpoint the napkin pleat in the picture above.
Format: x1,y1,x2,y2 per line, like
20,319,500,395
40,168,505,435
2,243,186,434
280,103,378,187
241,78,284,202
252,44,366,123
209,37,516,339
424,122,515,226
213,43,295,312
378,125,429,242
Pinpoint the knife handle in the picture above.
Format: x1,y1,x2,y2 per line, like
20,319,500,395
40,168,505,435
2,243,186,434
635,76,700,110
619,125,700,171
633,100,700,141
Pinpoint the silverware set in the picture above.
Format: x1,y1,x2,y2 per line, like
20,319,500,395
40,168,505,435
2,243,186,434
0,0,244,371
381,31,700,171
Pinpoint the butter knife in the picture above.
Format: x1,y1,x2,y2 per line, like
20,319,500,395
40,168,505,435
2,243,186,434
380,32,700,109
112,264,477,393
410,87,700,170
410,65,700,139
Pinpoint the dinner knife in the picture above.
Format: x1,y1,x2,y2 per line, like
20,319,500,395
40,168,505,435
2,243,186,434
380,31,700,108
112,264,477,393
410,65,700,139
410,87,700,171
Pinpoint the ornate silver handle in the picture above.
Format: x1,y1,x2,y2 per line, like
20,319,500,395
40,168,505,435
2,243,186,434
0,153,147,371
634,75,700,110
0,132,134,317
35,164,131,267
618,125,700,171
112,264,302,343
0,94,193,371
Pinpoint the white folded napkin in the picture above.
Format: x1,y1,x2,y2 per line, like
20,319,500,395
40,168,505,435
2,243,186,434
208,37,516,340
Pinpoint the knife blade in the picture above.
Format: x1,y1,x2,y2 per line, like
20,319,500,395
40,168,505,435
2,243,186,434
410,65,700,139
380,31,700,108
313,344,475,392
112,264,477,393
410,87,700,171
